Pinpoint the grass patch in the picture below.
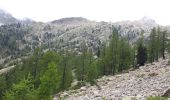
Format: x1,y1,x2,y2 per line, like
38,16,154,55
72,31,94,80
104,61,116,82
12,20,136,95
147,96,167,100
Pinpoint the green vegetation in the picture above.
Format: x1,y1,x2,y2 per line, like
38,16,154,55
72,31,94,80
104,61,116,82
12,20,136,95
136,32,147,66
3,74,35,100
0,27,169,100
147,96,167,100
148,27,168,63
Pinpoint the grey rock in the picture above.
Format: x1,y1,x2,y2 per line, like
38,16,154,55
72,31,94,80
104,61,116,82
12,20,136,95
80,87,86,91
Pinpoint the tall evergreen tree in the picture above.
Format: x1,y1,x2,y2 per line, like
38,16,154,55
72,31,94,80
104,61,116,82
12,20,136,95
98,43,106,75
136,31,147,66
38,62,60,99
3,74,36,100
148,27,156,63
148,27,168,61
137,43,147,66
60,51,73,90
161,31,167,59
118,38,132,71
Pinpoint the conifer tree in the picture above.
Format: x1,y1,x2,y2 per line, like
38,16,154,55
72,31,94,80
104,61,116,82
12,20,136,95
60,51,73,90
98,43,106,75
136,31,147,66
148,27,156,63
161,31,167,59
148,27,168,61
38,62,60,99
137,43,147,66
0,76,7,99
3,74,36,100
118,38,132,71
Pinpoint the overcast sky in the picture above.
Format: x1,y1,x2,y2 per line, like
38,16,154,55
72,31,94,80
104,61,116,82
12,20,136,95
0,0,170,25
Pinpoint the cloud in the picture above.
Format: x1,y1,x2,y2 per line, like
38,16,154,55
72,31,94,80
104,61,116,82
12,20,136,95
0,0,170,25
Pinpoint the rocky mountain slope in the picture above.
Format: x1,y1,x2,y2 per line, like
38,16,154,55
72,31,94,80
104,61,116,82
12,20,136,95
1,9,170,99
20,16,159,53
0,9,166,66
55,56,170,100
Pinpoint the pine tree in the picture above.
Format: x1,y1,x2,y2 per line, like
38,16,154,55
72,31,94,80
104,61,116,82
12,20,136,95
0,75,7,99
137,43,147,66
155,27,161,61
3,74,36,100
148,27,168,61
31,48,42,87
98,43,106,75
76,41,88,82
97,27,134,75
136,31,147,67
118,38,132,71
108,28,119,74
131,46,136,68
85,50,98,84
148,28,156,63
86,61,98,84
38,62,60,99
161,31,167,59
60,51,73,90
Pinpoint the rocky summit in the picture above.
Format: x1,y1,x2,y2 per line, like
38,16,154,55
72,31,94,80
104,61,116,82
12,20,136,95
55,56,170,100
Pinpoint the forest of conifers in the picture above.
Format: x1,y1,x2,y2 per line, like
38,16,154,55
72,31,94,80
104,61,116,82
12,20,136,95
0,27,169,100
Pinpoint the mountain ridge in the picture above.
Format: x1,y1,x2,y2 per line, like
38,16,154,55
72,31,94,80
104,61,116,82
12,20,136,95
0,9,167,65
0,9,160,26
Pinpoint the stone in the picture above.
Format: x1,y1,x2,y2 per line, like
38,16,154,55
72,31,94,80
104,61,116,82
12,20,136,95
80,87,86,91
93,90,100,97
106,77,113,81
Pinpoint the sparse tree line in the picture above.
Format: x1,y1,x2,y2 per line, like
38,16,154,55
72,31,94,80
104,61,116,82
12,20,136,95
0,27,169,100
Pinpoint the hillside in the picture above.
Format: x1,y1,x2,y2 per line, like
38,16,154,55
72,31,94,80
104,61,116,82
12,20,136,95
0,9,170,100
55,56,170,100
0,10,161,65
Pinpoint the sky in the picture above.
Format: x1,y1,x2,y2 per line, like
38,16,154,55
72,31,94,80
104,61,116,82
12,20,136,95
0,0,170,25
